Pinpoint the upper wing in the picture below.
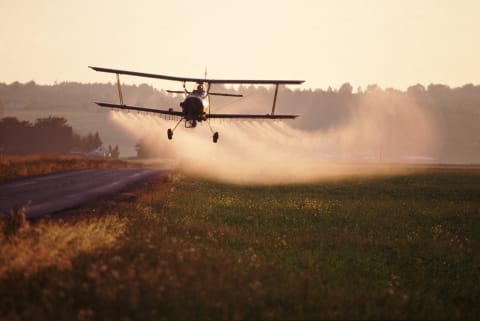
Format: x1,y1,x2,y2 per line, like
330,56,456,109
90,66,206,83
89,66,304,85
208,113,298,120
96,102,183,117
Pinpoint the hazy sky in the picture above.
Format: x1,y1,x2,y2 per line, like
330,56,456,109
1,0,479,90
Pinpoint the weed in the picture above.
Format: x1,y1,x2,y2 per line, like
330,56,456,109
2,202,30,238
0,213,126,277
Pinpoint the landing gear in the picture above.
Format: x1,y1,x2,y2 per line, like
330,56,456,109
167,118,183,140
207,120,219,143
167,118,219,143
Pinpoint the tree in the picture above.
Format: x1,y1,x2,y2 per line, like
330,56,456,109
407,84,426,97
93,132,102,149
112,145,119,159
71,131,106,153
32,117,73,153
339,82,353,95
108,144,120,159
34,116,68,128
0,116,75,154
366,84,381,93
0,117,32,154
135,137,149,158
80,132,103,151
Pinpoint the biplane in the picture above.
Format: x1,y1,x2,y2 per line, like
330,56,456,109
89,66,304,143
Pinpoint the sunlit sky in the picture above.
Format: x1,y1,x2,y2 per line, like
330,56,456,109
1,0,479,90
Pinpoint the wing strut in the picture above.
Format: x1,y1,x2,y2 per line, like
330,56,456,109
116,74,125,105
271,84,280,115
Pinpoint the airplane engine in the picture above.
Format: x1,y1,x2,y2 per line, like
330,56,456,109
181,97,204,120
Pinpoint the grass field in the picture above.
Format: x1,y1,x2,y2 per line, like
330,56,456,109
0,168,479,320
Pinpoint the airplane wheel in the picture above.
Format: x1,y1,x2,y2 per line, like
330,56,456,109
167,129,173,140
213,132,219,143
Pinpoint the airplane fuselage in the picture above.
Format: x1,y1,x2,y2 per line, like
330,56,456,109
179,88,209,127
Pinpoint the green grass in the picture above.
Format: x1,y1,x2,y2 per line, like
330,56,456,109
0,171,479,320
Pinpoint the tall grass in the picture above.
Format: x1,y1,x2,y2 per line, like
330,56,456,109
0,215,126,277
0,171,478,320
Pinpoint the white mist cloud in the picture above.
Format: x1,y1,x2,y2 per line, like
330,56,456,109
110,96,438,184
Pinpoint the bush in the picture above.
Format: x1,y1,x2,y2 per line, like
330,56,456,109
2,202,30,237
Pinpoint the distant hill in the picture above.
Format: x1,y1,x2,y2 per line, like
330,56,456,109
0,81,479,161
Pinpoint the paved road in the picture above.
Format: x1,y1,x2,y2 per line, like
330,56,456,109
0,168,162,219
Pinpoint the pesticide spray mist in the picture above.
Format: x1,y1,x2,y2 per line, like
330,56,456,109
111,96,438,184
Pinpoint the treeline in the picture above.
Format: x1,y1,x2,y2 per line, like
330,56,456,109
1,81,479,162
0,81,179,112
0,116,106,155
1,81,479,131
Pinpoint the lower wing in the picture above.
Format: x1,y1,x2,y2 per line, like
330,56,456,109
96,102,298,120
208,114,298,119
95,102,183,117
